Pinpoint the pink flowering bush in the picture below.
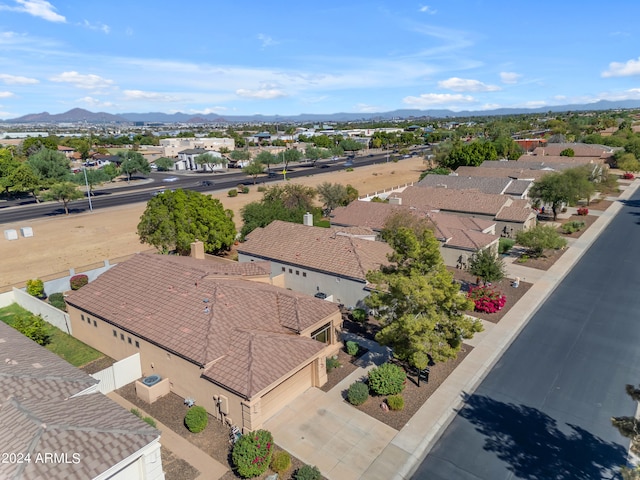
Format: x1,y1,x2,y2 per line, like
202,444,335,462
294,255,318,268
232,429,273,478
623,172,635,180
577,207,589,216
467,286,506,314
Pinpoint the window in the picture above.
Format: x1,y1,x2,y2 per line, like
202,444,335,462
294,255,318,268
113,330,117,337
128,337,132,344
93,320,97,327
135,341,140,348
296,270,299,275
81,314,85,322
281,267,285,272
303,272,307,277
120,333,124,341
311,322,331,344
288,268,292,274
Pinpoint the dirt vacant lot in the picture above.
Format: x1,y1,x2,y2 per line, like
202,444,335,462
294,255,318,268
1,157,426,288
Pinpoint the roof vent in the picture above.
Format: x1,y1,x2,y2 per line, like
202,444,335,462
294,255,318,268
204,307,210,314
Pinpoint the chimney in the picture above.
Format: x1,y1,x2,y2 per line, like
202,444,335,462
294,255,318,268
190,240,205,260
303,212,313,226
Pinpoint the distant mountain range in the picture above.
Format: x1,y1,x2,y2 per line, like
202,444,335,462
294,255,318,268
4,100,640,124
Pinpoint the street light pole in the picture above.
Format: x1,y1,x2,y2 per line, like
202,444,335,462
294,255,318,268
83,166,93,212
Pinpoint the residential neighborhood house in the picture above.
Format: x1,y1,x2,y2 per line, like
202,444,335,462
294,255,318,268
0,321,164,480
65,250,343,432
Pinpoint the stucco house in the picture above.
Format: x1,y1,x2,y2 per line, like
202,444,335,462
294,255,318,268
175,148,225,171
388,186,536,238
238,220,392,308
65,252,342,432
0,321,164,480
330,200,499,267
416,174,533,199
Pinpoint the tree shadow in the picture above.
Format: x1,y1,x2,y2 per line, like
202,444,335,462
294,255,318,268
458,393,627,479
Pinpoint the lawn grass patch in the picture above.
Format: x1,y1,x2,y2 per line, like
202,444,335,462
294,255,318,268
0,303,104,367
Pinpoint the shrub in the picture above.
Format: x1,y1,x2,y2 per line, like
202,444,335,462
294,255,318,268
70,274,88,290
143,416,157,428
351,308,367,324
257,185,267,192
270,450,291,474
228,188,238,197
368,363,406,395
562,220,585,234
326,356,341,373
345,167,354,172
467,286,506,314
241,185,250,194
26,279,44,298
346,340,359,356
577,207,589,216
347,381,369,406
498,238,515,254
130,408,141,418
48,292,66,311
184,406,208,433
386,394,405,411
623,172,635,180
517,254,529,263
516,225,567,258
13,314,50,346
232,429,273,478
295,465,322,480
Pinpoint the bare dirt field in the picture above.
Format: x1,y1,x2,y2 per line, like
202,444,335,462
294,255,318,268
1,157,426,288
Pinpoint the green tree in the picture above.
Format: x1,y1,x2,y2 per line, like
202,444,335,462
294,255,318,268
8,163,42,201
616,153,640,173
22,136,58,156
339,138,365,152
612,384,640,478
13,314,51,346
304,146,324,165
42,182,83,214
102,163,119,181
195,152,227,171
365,226,482,366
515,225,567,258
242,160,265,184
240,184,317,238
559,148,575,157
316,182,358,214
137,189,236,255
440,140,497,169
0,150,20,195
71,169,110,195
118,151,150,182
27,149,70,185
468,248,506,284
528,173,573,220
229,149,251,161
154,157,174,172
255,151,277,173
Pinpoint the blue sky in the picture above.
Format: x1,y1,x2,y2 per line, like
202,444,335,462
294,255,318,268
1,0,640,118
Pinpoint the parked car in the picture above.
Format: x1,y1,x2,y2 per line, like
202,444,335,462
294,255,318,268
200,180,214,186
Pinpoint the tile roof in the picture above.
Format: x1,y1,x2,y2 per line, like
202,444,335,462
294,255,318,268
0,322,97,402
417,174,512,195
517,154,599,164
161,254,271,278
66,253,339,399
504,179,533,196
239,221,392,282
1,394,159,480
331,201,407,231
532,143,614,157
454,165,548,181
495,199,537,222
393,186,507,215
478,159,589,172
0,321,160,480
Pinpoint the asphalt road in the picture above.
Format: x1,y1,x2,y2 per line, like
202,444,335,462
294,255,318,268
413,191,640,479
0,152,422,224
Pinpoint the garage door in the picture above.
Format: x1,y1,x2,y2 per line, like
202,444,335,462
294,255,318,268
260,363,313,421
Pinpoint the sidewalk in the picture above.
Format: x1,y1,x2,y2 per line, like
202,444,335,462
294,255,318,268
107,392,228,480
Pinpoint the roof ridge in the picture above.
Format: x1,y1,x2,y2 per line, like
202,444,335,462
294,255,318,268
348,236,367,278
201,284,218,365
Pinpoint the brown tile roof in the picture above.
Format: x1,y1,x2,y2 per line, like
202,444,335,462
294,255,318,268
454,165,548,181
0,322,97,402
517,154,599,164
0,322,160,480
532,143,614,157
239,221,392,282
203,331,323,397
331,201,406,231
417,174,513,195
393,186,507,216
162,254,271,278
495,199,537,222
1,394,159,480
66,253,339,399
478,160,586,172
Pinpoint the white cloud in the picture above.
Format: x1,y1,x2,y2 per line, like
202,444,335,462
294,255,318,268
355,103,384,113
524,100,547,108
418,5,437,14
438,77,500,92
0,0,66,22
257,33,278,48
80,19,110,34
0,91,15,98
403,93,475,107
0,73,38,85
77,96,114,108
480,103,501,110
500,72,522,84
122,90,182,102
236,88,287,99
602,57,640,77
49,71,114,89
